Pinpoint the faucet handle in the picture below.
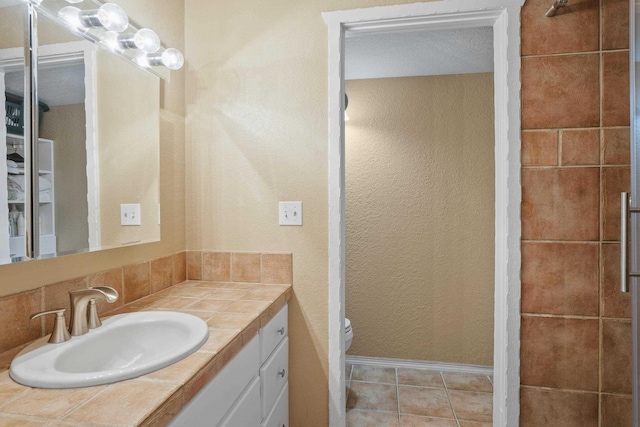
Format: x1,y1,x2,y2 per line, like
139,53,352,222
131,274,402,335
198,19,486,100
31,308,71,344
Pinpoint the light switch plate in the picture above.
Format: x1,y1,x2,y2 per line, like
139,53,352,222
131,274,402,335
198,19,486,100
120,203,141,226
279,201,302,226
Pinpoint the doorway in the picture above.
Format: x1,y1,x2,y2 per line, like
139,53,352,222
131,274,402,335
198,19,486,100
324,1,524,426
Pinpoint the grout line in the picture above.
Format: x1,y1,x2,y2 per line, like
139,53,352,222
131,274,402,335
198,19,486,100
440,372,460,426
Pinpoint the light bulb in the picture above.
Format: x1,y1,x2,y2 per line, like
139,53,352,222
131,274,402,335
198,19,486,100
97,3,128,32
146,48,184,70
160,48,184,70
118,28,160,53
65,0,83,3
78,3,128,33
58,6,82,29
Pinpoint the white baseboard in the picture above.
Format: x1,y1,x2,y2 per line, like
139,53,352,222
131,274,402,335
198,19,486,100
345,355,493,375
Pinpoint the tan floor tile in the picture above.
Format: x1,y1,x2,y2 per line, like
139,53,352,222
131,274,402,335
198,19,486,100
2,385,105,419
398,386,453,419
442,372,493,392
352,365,396,384
346,409,399,426
448,390,493,423
347,382,398,412
397,368,444,388
64,380,178,425
0,415,48,426
458,422,493,427
401,415,457,427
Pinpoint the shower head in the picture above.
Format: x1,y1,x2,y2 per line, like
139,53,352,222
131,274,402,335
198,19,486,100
545,0,568,17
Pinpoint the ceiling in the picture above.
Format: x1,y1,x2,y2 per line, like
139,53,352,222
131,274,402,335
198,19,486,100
5,64,85,107
345,26,494,80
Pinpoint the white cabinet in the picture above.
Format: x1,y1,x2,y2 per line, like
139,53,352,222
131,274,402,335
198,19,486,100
169,304,289,427
4,133,56,259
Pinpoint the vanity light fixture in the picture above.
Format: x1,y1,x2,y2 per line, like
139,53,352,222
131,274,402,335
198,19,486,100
59,2,128,33
65,0,83,3
102,28,160,53
142,48,184,70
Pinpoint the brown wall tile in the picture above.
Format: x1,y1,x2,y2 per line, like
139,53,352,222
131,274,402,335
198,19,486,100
0,290,42,354
87,269,124,314
522,168,599,240
522,130,558,166
601,393,632,427
561,129,599,165
186,251,202,280
522,242,598,315
522,54,599,129
602,166,630,241
602,52,630,127
602,0,630,50
521,0,599,55
521,387,598,427
203,252,231,281
602,128,631,165
123,262,150,304
601,243,631,318
231,253,261,282
172,252,186,284
601,319,632,394
150,256,173,294
521,316,598,390
261,253,293,284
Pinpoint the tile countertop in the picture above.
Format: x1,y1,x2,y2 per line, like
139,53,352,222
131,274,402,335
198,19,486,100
0,281,292,427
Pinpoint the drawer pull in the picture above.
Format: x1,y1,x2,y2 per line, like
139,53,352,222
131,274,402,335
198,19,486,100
278,369,286,377
277,327,285,335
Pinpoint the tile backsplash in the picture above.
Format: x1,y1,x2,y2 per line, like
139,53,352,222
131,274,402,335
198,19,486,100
0,251,292,358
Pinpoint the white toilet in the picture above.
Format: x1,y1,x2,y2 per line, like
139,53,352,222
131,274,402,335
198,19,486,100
345,318,353,351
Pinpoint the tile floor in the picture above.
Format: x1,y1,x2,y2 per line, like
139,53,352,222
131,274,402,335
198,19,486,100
346,363,493,427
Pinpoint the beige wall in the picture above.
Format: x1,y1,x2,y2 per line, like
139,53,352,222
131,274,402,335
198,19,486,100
184,0,424,424
97,50,160,248
0,0,185,298
345,75,495,366
40,103,89,255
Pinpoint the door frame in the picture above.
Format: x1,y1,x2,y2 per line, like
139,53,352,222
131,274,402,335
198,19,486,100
323,1,524,425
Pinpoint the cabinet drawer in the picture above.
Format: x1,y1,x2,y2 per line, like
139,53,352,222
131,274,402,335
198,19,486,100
169,334,259,427
260,304,287,363
261,383,288,427
260,337,288,417
219,377,261,427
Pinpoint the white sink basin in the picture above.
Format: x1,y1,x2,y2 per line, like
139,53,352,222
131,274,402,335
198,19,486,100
10,311,209,389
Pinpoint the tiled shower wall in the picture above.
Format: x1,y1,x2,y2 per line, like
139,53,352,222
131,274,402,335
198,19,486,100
520,0,632,425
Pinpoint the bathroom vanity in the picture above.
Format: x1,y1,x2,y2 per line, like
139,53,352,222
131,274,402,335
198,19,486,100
169,305,289,427
0,281,291,426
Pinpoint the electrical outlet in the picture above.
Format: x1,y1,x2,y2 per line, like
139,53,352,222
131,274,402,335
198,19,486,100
120,203,141,226
279,201,302,226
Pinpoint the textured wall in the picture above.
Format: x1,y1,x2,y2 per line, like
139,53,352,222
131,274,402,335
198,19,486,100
0,0,185,297
519,0,632,425
345,75,495,366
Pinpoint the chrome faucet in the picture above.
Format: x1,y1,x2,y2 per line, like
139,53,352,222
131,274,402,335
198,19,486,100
68,286,119,336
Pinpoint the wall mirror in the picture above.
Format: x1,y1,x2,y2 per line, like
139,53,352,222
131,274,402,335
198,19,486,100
0,0,164,265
